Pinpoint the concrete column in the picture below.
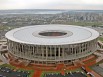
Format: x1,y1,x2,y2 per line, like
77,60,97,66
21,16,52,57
85,43,86,53
59,46,60,59
20,44,22,56
22,44,26,57
36,46,38,58
22,44,24,57
34,46,36,58
68,45,70,55
55,46,56,60
14,42,15,54
17,43,19,56
9,40,11,51
12,42,14,53
63,46,65,59
33,45,35,58
18,43,20,56
71,45,73,55
27,45,29,58
19,44,24,57
11,41,13,52
42,46,44,59
24,45,29,57
79,44,81,54
50,46,52,59
46,46,48,60
80,44,82,54
87,42,89,52
15,42,16,54
29,45,31,58
40,46,42,59
69,45,71,55
74,45,76,56
7,40,10,51
17,43,19,55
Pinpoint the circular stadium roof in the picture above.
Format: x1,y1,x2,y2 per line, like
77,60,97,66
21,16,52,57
5,25,99,45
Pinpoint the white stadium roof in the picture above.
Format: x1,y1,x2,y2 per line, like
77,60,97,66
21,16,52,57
5,25,99,45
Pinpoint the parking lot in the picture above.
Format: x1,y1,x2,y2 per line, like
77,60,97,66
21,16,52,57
0,66,30,77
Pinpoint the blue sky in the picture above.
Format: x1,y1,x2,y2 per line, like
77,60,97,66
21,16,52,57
0,0,103,10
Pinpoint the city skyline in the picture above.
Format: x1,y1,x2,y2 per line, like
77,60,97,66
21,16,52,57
0,0,103,10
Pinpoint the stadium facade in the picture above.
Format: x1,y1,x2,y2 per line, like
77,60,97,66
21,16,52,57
5,25,99,65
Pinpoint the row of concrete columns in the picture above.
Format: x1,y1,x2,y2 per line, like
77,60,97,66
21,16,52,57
7,38,97,62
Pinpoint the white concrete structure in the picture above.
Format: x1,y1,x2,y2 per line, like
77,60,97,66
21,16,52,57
5,25,99,64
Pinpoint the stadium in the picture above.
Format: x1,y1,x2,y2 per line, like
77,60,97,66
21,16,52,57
5,25,99,66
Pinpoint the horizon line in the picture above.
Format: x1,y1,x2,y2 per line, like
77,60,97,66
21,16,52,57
0,9,103,11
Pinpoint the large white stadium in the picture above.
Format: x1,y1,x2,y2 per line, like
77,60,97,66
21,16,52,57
5,25,99,65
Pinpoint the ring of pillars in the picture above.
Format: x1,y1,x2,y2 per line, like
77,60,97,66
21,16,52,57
7,38,98,65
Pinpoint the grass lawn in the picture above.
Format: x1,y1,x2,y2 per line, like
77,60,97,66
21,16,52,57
41,68,87,77
98,37,103,42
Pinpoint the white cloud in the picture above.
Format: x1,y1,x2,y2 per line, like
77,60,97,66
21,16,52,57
0,0,103,10
81,0,103,5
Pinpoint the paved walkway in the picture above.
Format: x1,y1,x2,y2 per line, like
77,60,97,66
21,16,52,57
0,54,8,63
32,70,42,77
84,66,102,77
94,51,103,63
91,71,101,77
